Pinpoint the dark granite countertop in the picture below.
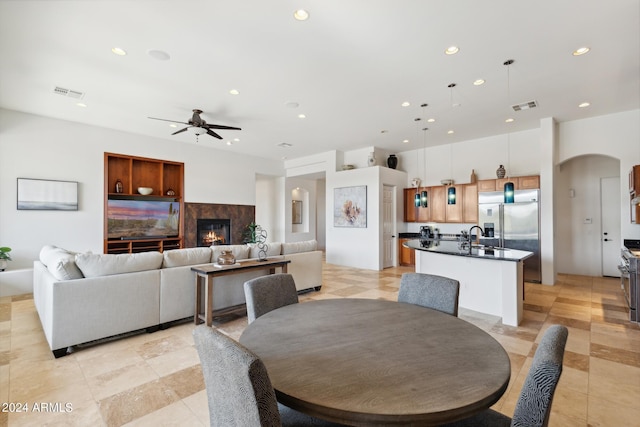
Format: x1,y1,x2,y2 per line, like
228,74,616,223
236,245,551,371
403,239,533,262
398,232,421,238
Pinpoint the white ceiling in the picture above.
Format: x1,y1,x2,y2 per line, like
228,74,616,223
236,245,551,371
1,0,638,161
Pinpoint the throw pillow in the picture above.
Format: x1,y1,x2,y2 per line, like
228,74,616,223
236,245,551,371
39,245,84,280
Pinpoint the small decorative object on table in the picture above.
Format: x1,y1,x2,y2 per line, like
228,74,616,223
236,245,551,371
217,250,236,265
115,179,123,194
0,246,12,272
496,165,506,179
368,152,376,167
166,188,176,196
470,169,477,183
387,154,398,169
255,226,269,261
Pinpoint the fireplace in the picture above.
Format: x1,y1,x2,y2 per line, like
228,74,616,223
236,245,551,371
197,219,231,247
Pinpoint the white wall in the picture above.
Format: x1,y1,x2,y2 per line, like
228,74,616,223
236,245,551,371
0,109,283,270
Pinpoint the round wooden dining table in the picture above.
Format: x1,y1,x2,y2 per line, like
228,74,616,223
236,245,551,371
239,298,511,426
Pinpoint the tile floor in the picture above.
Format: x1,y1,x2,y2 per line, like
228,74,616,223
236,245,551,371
1,262,639,426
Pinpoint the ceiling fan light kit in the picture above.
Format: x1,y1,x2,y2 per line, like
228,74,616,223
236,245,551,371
148,109,241,142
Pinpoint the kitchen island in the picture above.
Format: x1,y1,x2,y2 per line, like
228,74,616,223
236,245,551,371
403,239,533,326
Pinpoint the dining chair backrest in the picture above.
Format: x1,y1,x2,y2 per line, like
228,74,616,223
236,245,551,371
192,325,282,427
397,272,460,316
244,273,299,323
512,324,568,427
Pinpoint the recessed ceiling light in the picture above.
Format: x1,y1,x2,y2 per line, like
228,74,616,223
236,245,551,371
278,142,293,148
294,9,309,21
401,101,410,107
298,114,306,119
573,47,590,56
445,46,459,55
427,118,435,123
147,49,170,61
402,139,409,143
229,89,240,95
447,130,454,135
505,118,514,123
169,124,177,128
234,138,240,142
226,141,233,146
473,79,485,86
76,102,87,108
111,47,127,56
578,102,591,108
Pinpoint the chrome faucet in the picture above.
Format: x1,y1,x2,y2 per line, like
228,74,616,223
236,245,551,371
467,226,485,254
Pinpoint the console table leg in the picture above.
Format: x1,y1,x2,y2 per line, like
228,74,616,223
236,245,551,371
194,274,203,324
205,276,214,327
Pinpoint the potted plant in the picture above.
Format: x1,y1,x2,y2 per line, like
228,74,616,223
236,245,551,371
243,222,260,244
0,247,12,271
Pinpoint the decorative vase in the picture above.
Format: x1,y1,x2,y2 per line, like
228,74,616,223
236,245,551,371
387,154,398,169
496,165,506,179
470,169,477,183
368,152,376,167
217,250,236,265
0,259,7,272
115,179,123,194
166,188,176,196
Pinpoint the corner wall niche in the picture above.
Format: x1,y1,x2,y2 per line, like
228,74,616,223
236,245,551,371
184,203,255,247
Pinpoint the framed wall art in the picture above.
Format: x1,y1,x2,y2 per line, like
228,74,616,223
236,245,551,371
17,178,78,211
333,185,367,228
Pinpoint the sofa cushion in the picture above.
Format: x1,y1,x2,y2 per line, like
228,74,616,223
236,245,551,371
75,251,164,278
211,245,250,262
249,242,282,258
39,245,84,280
163,247,212,268
281,240,318,255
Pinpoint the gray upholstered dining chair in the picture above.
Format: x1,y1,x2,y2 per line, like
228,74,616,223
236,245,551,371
244,273,299,324
193,325,345,427
397,272,460,316
441,324,569,427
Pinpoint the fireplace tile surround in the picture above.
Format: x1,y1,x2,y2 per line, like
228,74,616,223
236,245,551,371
184,203,255,248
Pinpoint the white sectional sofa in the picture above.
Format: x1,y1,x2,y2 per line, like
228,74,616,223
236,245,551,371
33,241,322,358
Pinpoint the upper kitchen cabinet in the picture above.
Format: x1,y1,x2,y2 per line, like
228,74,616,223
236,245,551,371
630,165,640,194
462,184,478,223
430,186,446,223
404,188,418,222
479,175,540,192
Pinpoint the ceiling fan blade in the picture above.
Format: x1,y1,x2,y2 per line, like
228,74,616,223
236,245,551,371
203,124,242,130
148,117,189,125
172,127,189,135
206,129,223,139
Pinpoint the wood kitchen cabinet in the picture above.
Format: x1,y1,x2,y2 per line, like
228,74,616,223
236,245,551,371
445,185,463,223
462,184,478,223
417,187,431,222
480,175,540,192
477,179,497,192
630,165,640,224
404,188,418,222
430,186,446,223
399,238,415,266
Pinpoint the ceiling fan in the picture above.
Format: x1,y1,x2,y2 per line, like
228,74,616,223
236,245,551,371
148,109,241,140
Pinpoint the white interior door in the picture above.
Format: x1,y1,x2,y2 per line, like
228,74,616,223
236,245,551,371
383,185,395,268
601,176,621,277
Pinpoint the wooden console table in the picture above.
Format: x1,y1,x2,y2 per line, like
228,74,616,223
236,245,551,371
191,259,291,326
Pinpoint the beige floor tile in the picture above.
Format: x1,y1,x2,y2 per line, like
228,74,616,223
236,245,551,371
558,365,589,393
182,389,209,426
77,346,146,379
588,357,640,409
122,400,204,427
86,360,160,401
587,394,640,427
548,385,588,423
146,344,200,378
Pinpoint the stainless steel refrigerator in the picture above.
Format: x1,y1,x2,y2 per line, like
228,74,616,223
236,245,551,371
478,189,541,283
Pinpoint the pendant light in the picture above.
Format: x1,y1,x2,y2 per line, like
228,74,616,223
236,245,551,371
420,125,428,208
447,84,457,205
503,59,515,204
414,117,422,207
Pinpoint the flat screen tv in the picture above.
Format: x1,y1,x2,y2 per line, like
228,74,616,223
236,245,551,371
107,199,179,239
